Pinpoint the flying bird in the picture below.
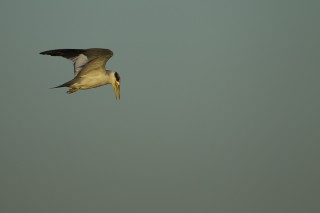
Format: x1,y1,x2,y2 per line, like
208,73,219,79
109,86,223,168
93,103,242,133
40,48,120,99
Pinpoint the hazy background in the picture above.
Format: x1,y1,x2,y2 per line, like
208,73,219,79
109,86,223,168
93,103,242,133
1,0,319,212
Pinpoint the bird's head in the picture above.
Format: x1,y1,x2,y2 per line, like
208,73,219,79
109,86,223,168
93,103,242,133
111,71,121,100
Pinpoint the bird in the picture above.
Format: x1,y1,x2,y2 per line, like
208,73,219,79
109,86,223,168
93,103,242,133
40,48,120,100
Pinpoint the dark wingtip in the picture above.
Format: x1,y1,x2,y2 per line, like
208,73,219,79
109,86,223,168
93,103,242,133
39,50,56,55
39,50,49,55
38,49,85,58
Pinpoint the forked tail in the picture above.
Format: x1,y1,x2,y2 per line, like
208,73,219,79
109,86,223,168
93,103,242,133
51,80,72,89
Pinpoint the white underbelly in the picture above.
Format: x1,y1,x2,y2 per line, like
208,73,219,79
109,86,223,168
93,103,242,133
77,76,109,89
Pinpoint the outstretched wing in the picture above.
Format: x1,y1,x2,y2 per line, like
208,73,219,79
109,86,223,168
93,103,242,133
76,49,114,77
40,48,113,76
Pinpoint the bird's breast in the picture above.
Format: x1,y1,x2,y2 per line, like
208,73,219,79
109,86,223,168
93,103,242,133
77,74,109,89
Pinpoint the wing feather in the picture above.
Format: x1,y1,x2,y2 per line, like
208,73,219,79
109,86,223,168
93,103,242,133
40,48,113,76
40,49,85,60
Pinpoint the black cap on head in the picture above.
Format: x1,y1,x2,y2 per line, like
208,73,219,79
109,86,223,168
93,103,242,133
115,72,120,82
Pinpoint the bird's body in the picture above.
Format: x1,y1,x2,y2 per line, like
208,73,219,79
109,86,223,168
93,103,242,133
40,48,121,99
70,71,110,89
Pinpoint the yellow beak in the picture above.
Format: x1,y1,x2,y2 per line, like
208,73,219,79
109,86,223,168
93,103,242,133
113,82,121,100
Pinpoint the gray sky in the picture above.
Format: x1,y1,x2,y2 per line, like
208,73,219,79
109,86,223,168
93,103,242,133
1,0,319,212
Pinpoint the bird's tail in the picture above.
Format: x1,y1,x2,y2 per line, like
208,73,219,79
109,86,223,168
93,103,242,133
51,81,72,89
